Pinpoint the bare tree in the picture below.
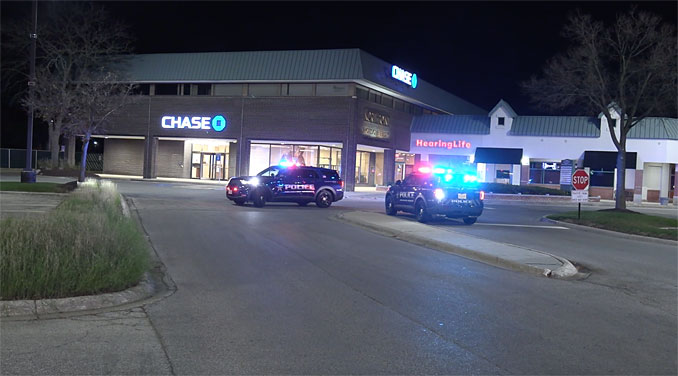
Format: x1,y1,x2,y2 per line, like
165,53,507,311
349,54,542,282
3,2,133,168
72,69,135,182
523,8,677,210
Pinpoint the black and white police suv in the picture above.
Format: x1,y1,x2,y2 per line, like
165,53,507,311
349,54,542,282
385,165,485,224
226,164,344,208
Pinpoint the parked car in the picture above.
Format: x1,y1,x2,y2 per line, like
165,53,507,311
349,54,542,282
385,165,484,224
226,164,343,208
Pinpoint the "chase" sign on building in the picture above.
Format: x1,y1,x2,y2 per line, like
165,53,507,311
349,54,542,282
391,65,418,88
161,115,227,132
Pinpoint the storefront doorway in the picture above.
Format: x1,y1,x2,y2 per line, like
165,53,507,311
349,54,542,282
189,142,230,180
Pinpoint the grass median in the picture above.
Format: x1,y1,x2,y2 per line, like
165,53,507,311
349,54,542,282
547,210,678,241
1,179,150,300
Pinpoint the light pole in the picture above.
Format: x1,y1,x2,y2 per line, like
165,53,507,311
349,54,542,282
21,0,38,183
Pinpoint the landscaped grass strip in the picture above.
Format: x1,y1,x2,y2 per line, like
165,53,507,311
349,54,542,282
0,180,150,300
548,210,678,240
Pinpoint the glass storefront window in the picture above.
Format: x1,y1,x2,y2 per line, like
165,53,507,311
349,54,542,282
529,161,561,184
270,144,294,166
319,146,331,169
249,144,271,176
332,148,342,173
296,145,317,166
355,151,370,184
251,143,342,175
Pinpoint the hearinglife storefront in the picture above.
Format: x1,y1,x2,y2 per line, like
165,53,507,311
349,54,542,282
96,49,485,190
409,100,678,203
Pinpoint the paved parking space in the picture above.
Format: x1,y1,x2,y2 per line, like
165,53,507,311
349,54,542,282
0,192,67,220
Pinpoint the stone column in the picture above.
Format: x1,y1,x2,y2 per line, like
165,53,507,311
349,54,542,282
383,149,396,186
633,169,643,204
659,163,670,205
142,136,158,179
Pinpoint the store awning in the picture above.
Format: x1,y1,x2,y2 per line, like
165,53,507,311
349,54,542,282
583,151,637,170
474,147,523,164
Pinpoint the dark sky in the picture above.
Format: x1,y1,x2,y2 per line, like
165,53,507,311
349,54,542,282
2,1,676,148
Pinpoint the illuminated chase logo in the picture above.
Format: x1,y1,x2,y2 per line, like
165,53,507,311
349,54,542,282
391,65,418,88
161,115,227,132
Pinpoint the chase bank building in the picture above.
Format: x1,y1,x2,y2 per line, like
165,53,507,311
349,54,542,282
101,48,485,190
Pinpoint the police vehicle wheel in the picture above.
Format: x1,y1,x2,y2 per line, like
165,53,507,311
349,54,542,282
385,195,397,216
415,201,430,223
315,190,333,208
252,190,266,208
463,217,477,225
233,199,246,206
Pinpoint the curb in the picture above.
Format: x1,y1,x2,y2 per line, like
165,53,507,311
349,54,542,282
540,216,678,245
335,211,578,279
0,193,175,320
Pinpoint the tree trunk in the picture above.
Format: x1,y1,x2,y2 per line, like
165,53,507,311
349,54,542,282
615,149,627,210
48,126,61,169
79,133,90,182
67,136,76,167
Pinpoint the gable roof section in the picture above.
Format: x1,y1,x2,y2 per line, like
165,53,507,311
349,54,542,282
628,118,678,139
488,99,517,118
119,49,364,82
116,48,487,115
510,116,600,137
411,115,490,134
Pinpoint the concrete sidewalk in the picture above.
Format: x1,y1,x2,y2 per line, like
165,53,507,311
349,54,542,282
337,211,578,279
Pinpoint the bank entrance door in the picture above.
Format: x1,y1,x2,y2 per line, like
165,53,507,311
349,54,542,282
191,152,227,180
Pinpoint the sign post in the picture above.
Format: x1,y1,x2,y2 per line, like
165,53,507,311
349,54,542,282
571,169,590,219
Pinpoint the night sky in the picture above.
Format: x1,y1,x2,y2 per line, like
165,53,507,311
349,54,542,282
2,1,676,149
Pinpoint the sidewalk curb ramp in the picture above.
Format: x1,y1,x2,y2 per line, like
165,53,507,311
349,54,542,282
336,211,578,279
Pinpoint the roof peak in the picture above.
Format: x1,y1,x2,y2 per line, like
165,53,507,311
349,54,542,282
489,99,517,118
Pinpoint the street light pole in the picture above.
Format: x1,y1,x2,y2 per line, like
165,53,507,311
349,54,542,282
21,0,38,183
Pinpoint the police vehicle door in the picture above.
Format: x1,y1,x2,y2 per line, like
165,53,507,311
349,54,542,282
396,174,421,207
281,168,315,200
258,167,284,198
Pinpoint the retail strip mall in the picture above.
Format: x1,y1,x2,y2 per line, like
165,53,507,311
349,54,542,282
98,49,677,203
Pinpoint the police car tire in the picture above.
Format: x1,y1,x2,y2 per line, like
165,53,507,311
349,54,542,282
463,217,477,225
315,190,333,208
252,190,266,208
233,199,246,206
415,201,431,223
385,195,397,216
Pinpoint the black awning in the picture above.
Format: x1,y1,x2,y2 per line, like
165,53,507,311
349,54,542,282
583,151,637,170
474,147,523,164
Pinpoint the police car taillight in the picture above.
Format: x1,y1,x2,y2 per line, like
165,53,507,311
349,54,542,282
479,191,485,200
340,180,344,188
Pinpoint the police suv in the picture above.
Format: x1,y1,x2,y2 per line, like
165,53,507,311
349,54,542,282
385,166,485,224
226,164,344,208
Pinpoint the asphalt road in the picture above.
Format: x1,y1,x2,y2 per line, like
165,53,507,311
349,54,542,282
2,180,676,375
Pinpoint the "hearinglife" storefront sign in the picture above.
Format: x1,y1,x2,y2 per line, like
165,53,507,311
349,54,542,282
415,139,471,149
161,115,227,132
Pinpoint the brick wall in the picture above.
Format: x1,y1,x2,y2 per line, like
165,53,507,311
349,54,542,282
103,139,144,175
156,140,185,178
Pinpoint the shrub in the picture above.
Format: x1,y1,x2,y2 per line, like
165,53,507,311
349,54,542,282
479,182,569,196
0,179,150,300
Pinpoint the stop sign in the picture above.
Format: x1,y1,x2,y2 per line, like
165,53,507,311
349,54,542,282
572,169,589,190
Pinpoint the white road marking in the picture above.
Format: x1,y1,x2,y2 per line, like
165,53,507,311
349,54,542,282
476,223,569,229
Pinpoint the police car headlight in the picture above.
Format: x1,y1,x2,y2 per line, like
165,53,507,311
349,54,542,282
244,177,259,186
434,188,445,200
